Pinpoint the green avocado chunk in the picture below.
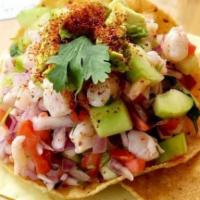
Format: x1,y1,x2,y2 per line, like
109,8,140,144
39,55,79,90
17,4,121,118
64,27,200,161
106,0,147,38
157,133,187,163
90,100,133,137
126,44,164,84
176,55,200,75
17,7,50,28
13,55,26,73
154,89,193,119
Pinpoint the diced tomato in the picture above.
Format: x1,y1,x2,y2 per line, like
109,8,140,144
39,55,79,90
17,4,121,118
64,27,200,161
17,120,51,174
159,118,182,137
188,42,196,56
81,153,101,170
180,75,197,90
70,111,80,123
0,109,6,122
160,118,181,132
78,110,89,121
125,158,146,174
70,110,89,123
110,149,135,162
133,95,146,105
183,116,197,135
131,112,150,132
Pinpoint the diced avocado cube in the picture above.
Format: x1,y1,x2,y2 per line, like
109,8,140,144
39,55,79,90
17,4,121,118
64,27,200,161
110,51,129,72
90,100,133,137
153,89,193,119
176,55,200,75
13,56,26,73
126,44,164,84
59,28,72,40
106,0,146,33
100,163,117,180
17,7,50,28
157,133,187,163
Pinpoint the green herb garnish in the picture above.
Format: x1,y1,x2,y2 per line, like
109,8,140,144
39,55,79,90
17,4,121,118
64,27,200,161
47,36,111,92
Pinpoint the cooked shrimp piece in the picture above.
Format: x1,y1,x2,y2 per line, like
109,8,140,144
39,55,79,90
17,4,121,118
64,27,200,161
87,81,111,107
161,27,189,62
11,136,28,177
42,79,71,117
127,131,160,161
147,51,167,74
145,16,158,36
69,120,95,154
28,81,43,103
15,87,33,111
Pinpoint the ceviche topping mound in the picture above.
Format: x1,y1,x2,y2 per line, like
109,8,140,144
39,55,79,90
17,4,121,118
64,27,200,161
0,0,199,189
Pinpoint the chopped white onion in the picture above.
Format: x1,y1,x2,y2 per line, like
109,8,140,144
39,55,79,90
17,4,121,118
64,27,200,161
110,159,134,181
32,116,73,131
69,168,90,182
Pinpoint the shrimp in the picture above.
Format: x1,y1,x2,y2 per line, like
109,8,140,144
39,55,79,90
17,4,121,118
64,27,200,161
69,120,95,154
161,27,189,62
28,80,43,103
15,87,33,111
87,76,119,107
127,130,160,161
87,81,111,107
42,79,71,117
11,136,28,177
147,51,167,74
145,16,158,37
26,30,41,44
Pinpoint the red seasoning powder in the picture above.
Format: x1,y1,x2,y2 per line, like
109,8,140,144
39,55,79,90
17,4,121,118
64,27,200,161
64,3,125,51
64,3,107,39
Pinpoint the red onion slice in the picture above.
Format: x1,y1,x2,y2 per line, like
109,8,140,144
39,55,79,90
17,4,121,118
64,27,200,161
110,159,134,181
5,115,17,132
62,159,75,172
92,136,107,154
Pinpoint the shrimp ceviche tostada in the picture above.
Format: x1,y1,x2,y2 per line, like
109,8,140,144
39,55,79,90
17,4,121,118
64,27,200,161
0,0,200,199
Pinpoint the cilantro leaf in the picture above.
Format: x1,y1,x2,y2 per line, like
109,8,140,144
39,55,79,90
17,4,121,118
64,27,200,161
46,36,111,92
83,45,111,84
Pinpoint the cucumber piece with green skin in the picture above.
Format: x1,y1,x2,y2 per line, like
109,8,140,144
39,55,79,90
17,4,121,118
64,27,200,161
100,163,117,180
157,133,187,163
154,89,193,119
176,55,200,75
90,100,133,137
100,153,110,168
126,44,164,84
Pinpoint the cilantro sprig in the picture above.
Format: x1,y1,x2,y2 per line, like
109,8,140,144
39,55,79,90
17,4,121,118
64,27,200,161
46,36,111,92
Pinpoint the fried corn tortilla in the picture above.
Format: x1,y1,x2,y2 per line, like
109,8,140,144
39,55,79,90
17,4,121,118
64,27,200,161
1,0,200,200
0,163,133,200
